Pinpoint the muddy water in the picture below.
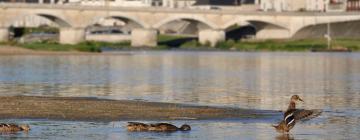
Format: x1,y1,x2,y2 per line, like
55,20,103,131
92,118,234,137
0,52,359,139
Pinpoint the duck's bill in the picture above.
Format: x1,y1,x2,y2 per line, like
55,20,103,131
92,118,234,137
299,98,304,102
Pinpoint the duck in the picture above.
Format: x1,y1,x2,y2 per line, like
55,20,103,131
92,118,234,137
273,95,322,133
0,123,30,132
127,122,191,132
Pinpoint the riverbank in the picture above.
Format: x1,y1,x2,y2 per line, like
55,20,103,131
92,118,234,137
1,37,360,53
0,96,279,121
0,46,97,55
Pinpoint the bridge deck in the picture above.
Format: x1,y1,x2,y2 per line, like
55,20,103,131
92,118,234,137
0,3,360,16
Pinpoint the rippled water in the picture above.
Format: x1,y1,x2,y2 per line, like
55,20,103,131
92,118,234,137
0,52,359,139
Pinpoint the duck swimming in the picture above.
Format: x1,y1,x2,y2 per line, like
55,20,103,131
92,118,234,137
0,123,30,132
273,95,322,133
127,122,191,132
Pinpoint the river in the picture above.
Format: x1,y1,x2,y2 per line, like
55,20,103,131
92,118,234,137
0,51,359,139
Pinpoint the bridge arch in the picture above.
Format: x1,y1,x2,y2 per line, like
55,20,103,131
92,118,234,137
153,15,222,47
84,15,149,43
87,15,149,29
292,20,360,39
6,13,72,28
222,19,290,40
153,15,219,29
222,19,288,30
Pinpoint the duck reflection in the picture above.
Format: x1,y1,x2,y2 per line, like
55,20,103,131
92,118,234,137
276,134,294,140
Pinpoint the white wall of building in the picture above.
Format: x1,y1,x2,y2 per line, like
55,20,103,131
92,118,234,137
168,0,196,8
306,0,327,11
260,0,328,12
261,0,284,12
67,0,196,8
69,0,151,7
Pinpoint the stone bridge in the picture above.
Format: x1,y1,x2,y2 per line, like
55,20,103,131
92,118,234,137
1,3,360,46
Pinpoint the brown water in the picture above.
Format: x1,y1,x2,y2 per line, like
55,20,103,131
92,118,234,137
0,52,359,139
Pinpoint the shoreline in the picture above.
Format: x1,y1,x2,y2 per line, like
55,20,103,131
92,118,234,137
0,46,97,55
0,45,356,55
2,37,360,53
0,96,279,122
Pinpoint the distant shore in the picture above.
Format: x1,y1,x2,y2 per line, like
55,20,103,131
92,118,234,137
0,46,95,55
0,96,279,121
1,37,359,54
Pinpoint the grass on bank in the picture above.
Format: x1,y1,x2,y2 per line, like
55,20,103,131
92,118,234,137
218,39,360,51
2,35,360,52
1,41,131,53
159,35,360,51
216,39,328,51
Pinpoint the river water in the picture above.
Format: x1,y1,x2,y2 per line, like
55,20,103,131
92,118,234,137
0,52,359,139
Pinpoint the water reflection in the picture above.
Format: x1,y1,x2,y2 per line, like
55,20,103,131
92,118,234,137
275,134,294,140
1,118,358,140
0,52,360,139
0,52,359,109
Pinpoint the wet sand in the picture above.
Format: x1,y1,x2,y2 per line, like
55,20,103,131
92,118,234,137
0,96,279,121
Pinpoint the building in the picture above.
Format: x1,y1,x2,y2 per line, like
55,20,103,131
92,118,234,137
193,0,259,10
67,0,197,8
260,0,351,12
0,0,353,11
0,0,62,4
68,0,151,7
347,0,360,11
261,0,307,12
163,0,196,8
194,0,255,5
306,0,327,12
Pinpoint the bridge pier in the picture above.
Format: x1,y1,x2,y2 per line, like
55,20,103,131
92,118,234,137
131,28,158,47
59,28,85,45
198,29,225,47
0,27,9,42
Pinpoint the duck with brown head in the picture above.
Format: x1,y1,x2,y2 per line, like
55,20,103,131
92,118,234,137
179,124,191,131
273,95,322,133
287,95,303,110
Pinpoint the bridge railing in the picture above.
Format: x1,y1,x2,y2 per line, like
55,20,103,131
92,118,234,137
0,2,359,15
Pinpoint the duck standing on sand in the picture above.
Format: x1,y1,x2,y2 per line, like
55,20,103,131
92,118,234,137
273,95,322,133
127,122,191,132
0,123,30,132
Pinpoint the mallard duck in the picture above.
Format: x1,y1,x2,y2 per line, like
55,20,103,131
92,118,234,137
0,123,30,132
273,95,322,133
127,122,191,132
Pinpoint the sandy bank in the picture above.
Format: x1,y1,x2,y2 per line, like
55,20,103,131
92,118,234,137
0,46,95,55
0,96,279,121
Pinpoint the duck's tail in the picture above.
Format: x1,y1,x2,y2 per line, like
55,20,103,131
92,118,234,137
271,123,285,133
273,123,283,129
271,124,277,128
271,121,283,129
